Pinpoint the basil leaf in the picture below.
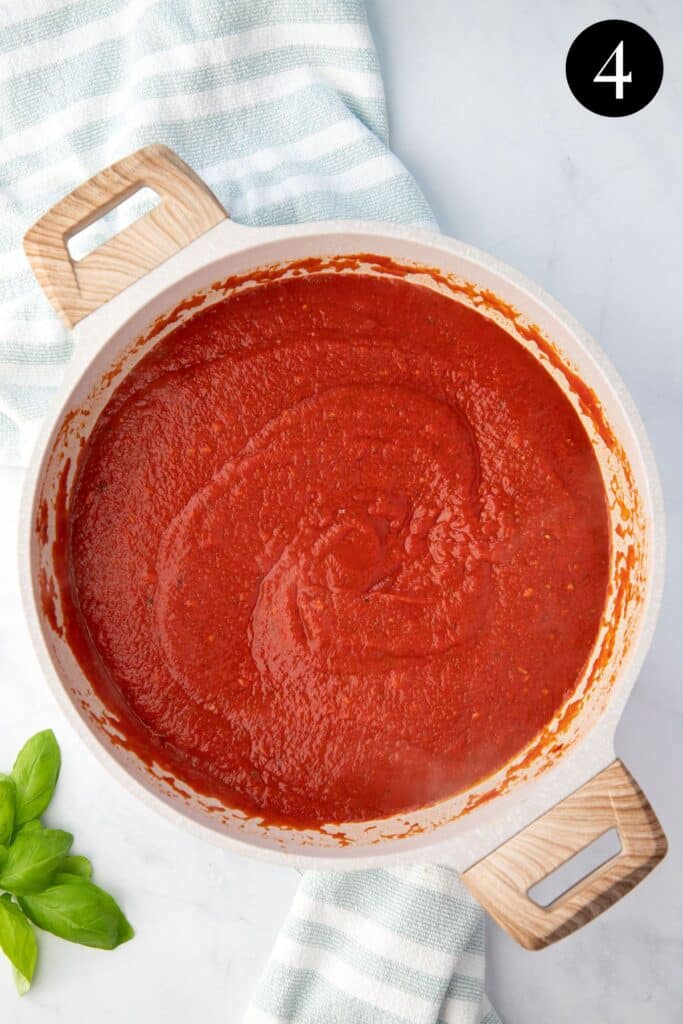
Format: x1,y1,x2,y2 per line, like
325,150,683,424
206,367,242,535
0,828,73,895
12,730,61,827
0,775,16,846
14,967,31,996
0,897,37,994
53,873,89,886
18,820,42,834
19,881,134,950
60,855,93,880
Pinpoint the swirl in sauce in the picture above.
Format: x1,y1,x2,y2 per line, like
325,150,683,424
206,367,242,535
62,274,610,825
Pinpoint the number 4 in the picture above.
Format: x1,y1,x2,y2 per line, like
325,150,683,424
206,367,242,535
594,41,632,99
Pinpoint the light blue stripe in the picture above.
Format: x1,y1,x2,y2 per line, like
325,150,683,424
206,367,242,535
287,917,447,1003
1,0,367,55
233,175,436,227
192,0,370,31
444,971,484,1002
338,92,387,140
0,0,129,54
0,387,57,426
0,412,20,463
256,962,409,1024
1,40,379,128
2,36,134,121
206,136,398,195
1,272,53,305
0,338,74,363
0,89,385,189
223,134,391,189
304,871,484,955
138,45,380,102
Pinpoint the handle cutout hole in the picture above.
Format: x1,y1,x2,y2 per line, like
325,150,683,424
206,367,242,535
67,186,161,261
528,827,622,908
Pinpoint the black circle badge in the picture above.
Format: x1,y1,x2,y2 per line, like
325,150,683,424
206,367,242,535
566,20,663,117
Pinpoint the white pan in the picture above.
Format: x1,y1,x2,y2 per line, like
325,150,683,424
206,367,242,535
19,145,667,950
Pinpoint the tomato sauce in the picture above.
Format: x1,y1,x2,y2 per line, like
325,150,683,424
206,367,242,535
58,273,610,826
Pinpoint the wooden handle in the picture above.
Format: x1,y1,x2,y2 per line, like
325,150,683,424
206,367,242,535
461,760,667,950
23,144,226,328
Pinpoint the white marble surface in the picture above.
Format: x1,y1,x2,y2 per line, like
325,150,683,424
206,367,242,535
2,0,682,1019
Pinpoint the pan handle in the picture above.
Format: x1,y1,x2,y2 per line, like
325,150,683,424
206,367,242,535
461,760,667,950
23,144,226,329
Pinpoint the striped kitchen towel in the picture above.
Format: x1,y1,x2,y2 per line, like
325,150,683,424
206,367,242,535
247,866,500,1024
1,2,499,1021
0,0,435,465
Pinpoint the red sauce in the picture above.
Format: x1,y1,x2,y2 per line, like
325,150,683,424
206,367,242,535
57,273,610,826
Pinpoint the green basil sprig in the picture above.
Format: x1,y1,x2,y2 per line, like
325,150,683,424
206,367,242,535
0,731,133,994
